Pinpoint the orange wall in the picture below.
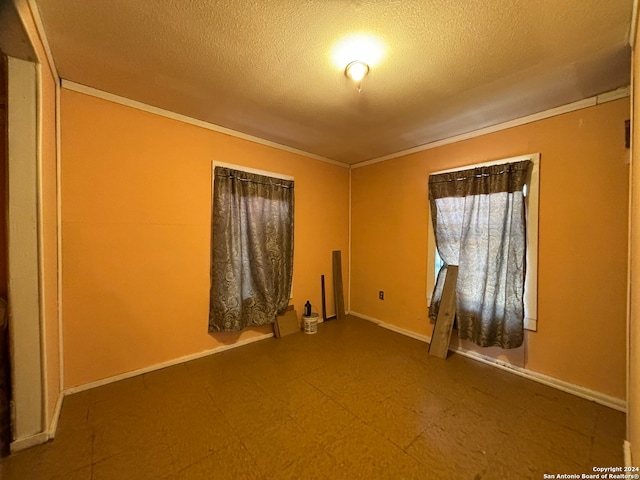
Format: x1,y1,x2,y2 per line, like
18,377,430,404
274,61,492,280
16,0,60,427
352,99,629,400
60,89,349,388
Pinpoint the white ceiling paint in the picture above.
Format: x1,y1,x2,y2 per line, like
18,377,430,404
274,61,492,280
35,0,633,164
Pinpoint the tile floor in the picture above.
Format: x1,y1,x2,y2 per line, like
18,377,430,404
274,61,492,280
0,315,626,479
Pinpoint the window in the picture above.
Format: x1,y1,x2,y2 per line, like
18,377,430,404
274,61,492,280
427,153,539,332
209,162,294,332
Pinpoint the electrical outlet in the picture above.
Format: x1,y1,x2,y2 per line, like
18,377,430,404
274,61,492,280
379,291,384,300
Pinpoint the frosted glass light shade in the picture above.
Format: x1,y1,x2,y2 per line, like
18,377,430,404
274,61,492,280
345,61,369,82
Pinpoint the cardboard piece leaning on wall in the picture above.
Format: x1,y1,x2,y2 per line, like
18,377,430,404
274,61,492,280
274,305,300,338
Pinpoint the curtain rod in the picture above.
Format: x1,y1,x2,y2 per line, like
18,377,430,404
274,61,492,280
215,173,294,189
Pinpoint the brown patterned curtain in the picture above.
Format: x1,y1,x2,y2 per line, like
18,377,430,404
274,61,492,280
209,167,294,332
428,160,532,348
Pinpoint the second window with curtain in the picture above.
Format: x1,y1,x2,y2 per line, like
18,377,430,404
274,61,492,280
428,160,532,349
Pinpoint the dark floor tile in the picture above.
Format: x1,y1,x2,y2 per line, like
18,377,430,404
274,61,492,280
92,434,175,480
0,315,626,479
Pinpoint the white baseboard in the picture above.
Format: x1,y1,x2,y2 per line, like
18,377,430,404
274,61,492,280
349,311,626,412
7,391,65,451
8,333,275,450
449,345,626,412
65,332,274,395
351,311,433,343
10,432,49,453
624,440,632,467
378,322,431,343
351,311,434,343
376,319,432,344
349,311,381,324
47,392,65,439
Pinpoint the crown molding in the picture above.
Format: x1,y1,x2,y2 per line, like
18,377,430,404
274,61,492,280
352,86,630,169
24,0,59,80
630,0,638,48
61,80,350,168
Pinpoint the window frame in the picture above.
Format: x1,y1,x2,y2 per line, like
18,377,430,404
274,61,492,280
426,153,540,331
212,161,294,182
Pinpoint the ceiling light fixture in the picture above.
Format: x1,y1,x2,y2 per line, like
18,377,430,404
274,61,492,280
345,60,369,92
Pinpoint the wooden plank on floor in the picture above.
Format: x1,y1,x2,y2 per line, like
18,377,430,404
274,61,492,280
272,317,281,338
274,305,300,337
332,251,345,319
428,265,458,359
321,275,327,321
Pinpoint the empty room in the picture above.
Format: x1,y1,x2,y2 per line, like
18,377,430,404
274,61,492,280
2,0,640,479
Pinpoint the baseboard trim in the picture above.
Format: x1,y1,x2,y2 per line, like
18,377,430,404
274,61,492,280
378,321,432,344
379,322,431,343
10,432,49,453
64,332,274,395
7,392,65,452
47,392,65,439
349,311,382,325
350,311,433,343
349,311,626,412
624,440,632,467
309,314,337,325
449,345,626,412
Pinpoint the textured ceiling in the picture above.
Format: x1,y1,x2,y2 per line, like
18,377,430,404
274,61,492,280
35,0,633,164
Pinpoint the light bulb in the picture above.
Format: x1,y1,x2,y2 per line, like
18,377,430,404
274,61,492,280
345,61,369,82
